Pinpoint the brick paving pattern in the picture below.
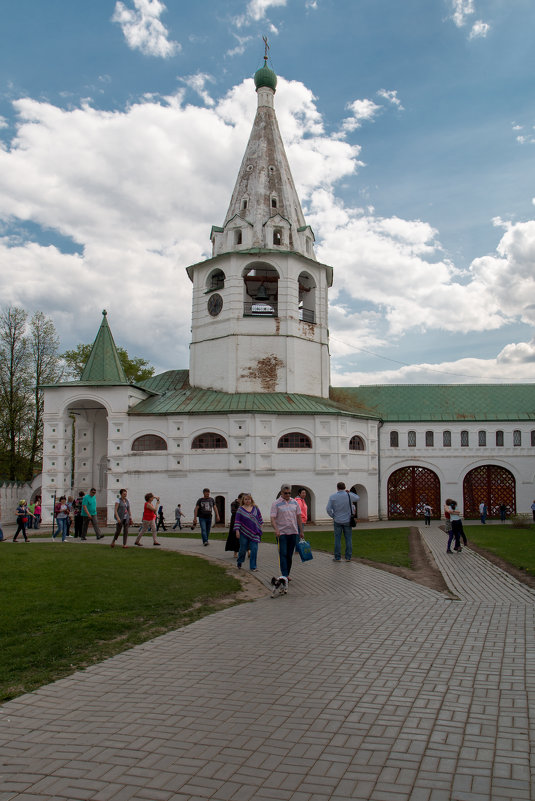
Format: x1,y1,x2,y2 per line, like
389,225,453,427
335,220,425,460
1,525,534,800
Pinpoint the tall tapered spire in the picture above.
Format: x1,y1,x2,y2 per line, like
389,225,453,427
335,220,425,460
210,52,316,260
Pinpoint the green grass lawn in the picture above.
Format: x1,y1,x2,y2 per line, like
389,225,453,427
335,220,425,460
2,527,411,701
464,525,535,576
158,527,413,568
0,545,240,702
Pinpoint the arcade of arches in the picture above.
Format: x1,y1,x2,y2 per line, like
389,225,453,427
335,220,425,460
387,464,516,520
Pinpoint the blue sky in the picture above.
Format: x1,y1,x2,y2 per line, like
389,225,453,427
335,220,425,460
1,0,534,384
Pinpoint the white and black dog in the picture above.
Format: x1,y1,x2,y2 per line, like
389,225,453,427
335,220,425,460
270,575,288,597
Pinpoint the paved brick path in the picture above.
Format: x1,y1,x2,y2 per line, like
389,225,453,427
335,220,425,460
1,527,534,801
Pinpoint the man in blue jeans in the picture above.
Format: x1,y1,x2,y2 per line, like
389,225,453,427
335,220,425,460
270,484,304,580
193,488,220,545
326,482,360,562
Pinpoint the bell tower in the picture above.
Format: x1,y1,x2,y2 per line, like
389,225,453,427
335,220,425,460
187,54,332,398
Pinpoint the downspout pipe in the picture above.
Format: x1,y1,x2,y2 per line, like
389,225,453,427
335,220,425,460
377,420,383,520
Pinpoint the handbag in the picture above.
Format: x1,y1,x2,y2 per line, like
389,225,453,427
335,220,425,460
296,539,313,562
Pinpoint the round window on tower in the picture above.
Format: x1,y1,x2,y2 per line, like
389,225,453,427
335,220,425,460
208,293,223,317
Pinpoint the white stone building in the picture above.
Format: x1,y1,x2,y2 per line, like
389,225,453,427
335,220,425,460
39,59,535,526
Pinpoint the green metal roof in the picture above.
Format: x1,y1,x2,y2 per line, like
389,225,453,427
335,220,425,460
132,373,535,422
329,384,535,422
80,310,129,385
133,371,372,418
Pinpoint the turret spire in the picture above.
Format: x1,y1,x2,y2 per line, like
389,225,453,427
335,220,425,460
80,310,128,384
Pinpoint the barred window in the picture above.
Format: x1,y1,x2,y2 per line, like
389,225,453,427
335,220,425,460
278,433,312,449
461,430,469,447
513,430,521,447
478,430,487,447
425,431,434,447
443,430,451,447
496,430,504,447
192,433,228,449
349,435,365,451
408,431,416,447
132,435,167,452
390,431,399,448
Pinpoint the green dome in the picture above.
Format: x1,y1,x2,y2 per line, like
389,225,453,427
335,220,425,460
254,60,277,92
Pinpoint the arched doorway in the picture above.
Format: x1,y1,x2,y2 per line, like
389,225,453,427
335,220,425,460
350,484,368,520
67,399,109,520
387,466,441,520
463,465,516,519
290,485,312,521
215,495,226,526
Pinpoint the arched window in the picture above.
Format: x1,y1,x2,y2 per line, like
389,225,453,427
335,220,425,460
349,435,365,451
132,435,167,452
273,229,282,246
390,431,399,448
513,430,522,446
298,271,316,324
408,431,416,447
461,430,469,447
278,433,312,449
496,430,504,447
425,431,434,447
443,430,451,447
478,430,487,446
207,269,225,291
271,196,277,208
243,263,279,317
191,433,228,449
235,229,242,245
531,430,535,446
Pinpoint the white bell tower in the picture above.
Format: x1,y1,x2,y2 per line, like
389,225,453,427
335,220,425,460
187,56,332,398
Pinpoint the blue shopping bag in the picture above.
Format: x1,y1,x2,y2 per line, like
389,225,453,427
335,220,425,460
296,539,313,562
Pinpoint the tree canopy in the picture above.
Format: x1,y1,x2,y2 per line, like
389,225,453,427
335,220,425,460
0,307,62,481
62,343,155,383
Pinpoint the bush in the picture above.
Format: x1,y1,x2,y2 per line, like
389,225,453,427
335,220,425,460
511,513,532,529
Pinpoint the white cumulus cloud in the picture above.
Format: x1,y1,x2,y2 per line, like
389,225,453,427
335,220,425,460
451,0,475,28
236,0,287,27
377,89,404,110
0,76,534,382
341,98,382,133
469,20,490,39
112,0,180,58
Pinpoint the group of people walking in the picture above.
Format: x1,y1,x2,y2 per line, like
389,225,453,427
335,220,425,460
9,485,524,583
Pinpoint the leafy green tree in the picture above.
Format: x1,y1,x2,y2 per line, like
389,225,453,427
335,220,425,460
26,312,63,481
0,307,31,480
0,307,63,481
62,344,154,383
